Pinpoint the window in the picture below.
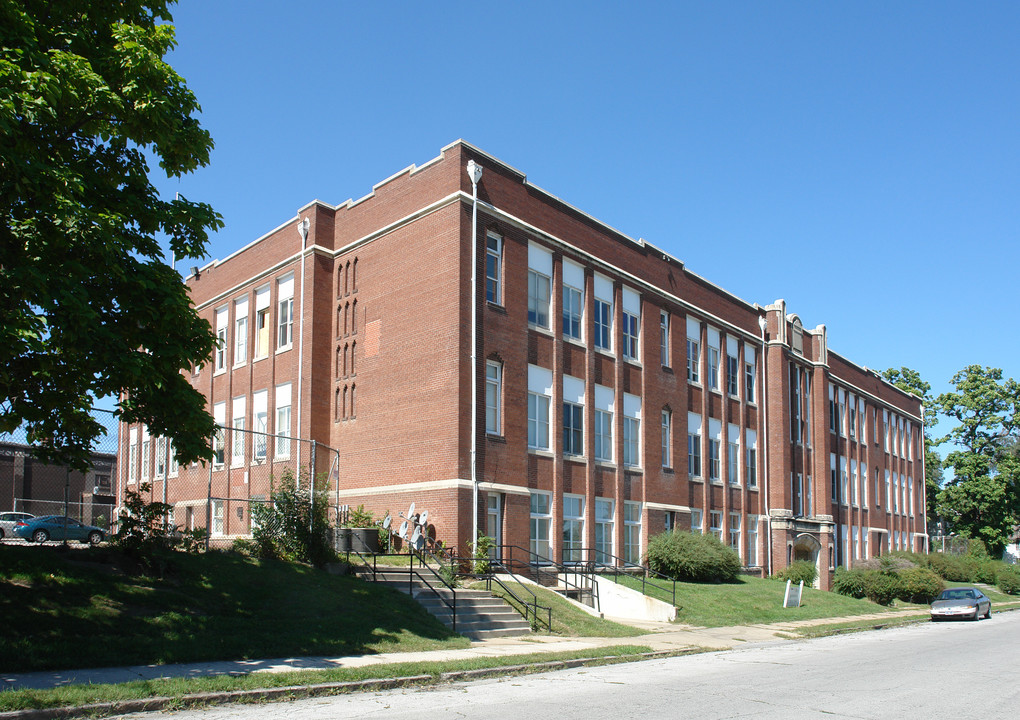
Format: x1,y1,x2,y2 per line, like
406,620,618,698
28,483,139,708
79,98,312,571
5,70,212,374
849,397,857,440
595,498,614,563
562,495,584,563
593,274,613,352
624,502,641,564
744,347,756,402
661,410,671,469
838,390,846,438
622,287,640,361
691,508,703,534
128,428,138,484
213,403,225,468
234,297,248,365
527,364,551,450
841,459,849,506
231,396,245,467
746,429,758,488
709,511,722,541
530,492,551,560
486,361,502,435
275,383,291,459
708,419,722,482
594,384,614,462
154,436,166,479
707,328,721,391
562,259,583,341
563,402,584,457
277,274,294,350
729,513,741,557
793,472,804,516
623,393,641,467
485,232,501,304
254,286,270,359
167,439,178,477
214,306,228,372
527,244,552,329
253,390,268,462
688,412,702,478
660,312,670,367
686,318,700,383
829,385,837,433
790,365,802,443
830,453,838,502
141,427,150,481
875,466,881,507
726,337,739,396
211,499,224,536
850,460,858,506
885,469,892,511
747,516,759,566
727,424,740,486
861,465,869,508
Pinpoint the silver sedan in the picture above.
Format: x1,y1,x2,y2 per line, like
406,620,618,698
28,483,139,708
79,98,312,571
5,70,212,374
930,587,992,621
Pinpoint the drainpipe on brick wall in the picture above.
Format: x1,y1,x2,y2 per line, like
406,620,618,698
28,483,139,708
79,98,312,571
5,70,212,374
758,314,772,576
467,160,483,555
297,217,310,487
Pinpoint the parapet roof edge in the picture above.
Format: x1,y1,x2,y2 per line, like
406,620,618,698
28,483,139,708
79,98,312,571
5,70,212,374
197,213,301,273
828,348,924,404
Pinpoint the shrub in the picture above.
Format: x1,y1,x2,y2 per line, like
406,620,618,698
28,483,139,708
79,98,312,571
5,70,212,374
249,471,335,567
862,571,901,606
832,567,867,599
926,552,978,583
997,566,1020,595
897,567,944,604
974,560,1002,585
966,538,990,559
646,530,741,583
773,560,817,586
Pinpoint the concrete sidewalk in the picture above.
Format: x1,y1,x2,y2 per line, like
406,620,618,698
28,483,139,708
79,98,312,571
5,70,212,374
0,608,928,693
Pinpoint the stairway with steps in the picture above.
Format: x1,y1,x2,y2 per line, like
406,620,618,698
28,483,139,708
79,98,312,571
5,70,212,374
363,568,533,640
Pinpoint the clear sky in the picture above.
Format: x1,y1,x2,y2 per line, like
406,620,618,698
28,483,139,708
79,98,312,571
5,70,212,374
154,1,1019,447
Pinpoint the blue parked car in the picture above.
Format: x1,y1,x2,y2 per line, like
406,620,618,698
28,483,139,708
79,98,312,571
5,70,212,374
13,515,105,545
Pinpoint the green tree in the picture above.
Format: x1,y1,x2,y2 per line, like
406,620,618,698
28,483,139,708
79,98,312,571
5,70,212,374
0,1,221,470
935,366,1020,556
882,367,944,530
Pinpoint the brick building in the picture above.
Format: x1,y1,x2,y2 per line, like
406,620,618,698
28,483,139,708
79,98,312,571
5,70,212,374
118,140,926,588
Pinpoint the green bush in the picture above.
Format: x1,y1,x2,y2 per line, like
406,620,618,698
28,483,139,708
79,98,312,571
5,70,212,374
997,566,1020,595
832,567,867,598
897,567,944,604
966,538,990,559
862,571,901,606
773,560,817,586
974,560,1001,585
646,530,741,583
249,471,335,567
926,552,978,583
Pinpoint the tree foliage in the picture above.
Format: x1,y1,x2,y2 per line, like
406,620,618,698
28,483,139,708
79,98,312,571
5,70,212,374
935,366,1020,556
0,1,221,470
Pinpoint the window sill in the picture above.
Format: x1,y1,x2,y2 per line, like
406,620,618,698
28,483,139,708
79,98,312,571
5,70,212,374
276,345,293,355
486,301,507,314
594,460,617,469
564,453,586,462
594,348,615,359
688,380,702,388
253,355,269,363
213,369,226,377
486,433,506,444
624,465,643,473
564,336,585,349
527,448,554,458
233,362,247,370
661,365,673,374
623,357,642,368
689,477,704,484
528,324,554,338
662,466,674,474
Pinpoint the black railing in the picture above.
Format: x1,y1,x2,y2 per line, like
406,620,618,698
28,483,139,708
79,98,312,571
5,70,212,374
474,555,553,631
579,548,678,608
496,544,599,611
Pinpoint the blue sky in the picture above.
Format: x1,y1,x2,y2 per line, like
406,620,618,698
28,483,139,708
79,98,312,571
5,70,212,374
154,1,1019,446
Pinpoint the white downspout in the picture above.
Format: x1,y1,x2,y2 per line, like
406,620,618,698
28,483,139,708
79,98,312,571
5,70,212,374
297,217,309,486
467,160,483,552
758,314,772,577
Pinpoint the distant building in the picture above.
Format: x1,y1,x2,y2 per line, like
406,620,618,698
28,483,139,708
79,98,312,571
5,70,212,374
118,141,926,589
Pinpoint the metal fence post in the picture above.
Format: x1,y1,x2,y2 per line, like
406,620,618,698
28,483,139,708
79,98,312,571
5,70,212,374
309,441,317,534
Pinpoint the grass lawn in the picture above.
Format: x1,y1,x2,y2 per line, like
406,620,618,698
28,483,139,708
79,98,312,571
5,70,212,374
608,573,910,627
0,544,469,673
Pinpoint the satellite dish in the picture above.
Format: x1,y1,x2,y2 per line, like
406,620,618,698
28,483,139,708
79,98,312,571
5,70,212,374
407,502,416,519
399,520,408,538
411,526,422,545
418,509,429,525
413,534,426,551
383,515,392,530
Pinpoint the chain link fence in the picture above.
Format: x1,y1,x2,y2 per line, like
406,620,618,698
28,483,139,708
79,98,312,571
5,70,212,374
0,408,119,536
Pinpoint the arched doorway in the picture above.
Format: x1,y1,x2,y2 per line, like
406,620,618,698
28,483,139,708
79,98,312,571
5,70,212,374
792,533,821,587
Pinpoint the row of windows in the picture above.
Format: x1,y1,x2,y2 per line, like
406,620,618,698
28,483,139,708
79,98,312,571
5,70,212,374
827,384,916,460
208,384,292,468
686,414,758,488
213,274,295,374
126,428,179,483
828,453,919,517
688,510,761,565
838,526,917,567
529,492,642,565
685,319,757,402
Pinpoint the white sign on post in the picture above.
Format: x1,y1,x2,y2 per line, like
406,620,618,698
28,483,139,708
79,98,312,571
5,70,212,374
783,579,804,608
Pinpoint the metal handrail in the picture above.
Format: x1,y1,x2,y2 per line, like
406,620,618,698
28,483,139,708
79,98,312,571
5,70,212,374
578,548,678,608
496,544,600,612
462,553,553,631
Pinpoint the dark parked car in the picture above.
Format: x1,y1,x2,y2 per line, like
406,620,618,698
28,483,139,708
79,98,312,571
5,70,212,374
0,512,34,539
930,587,991,621
13,515,105,545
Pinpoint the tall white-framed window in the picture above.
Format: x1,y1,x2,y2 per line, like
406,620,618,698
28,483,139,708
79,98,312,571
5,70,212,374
661,410,672,469
154,436,167,479
790,365,803,444
793,472,804,516
128,428,139,484
829,384,837,433
850,459,858,507
709,511,722,541
562,374,585,457
562,494,585,563
745,429,758,488
141,426,151,481
253,390,268,462
708,418,722,483
275,383,291,459
707,327,721,391
726,337,739,397
830,453,838,502
804,376,812,446
885,469,892,512
686,317,701,384
688,412,702,479
622,287,640,362
660,311,670,367
853,527,860,560
593,273,613,352
231,396,246,467
167,439,178,477
485,231,502,305
690,508,703,534
747,515,759,566
624,502,642,564
729,512,741,558
234,297,248,366
214,306,228,372
908,476,914,517
861,464,869,507
727,423,740,486
562,259,584,341
595,497,614,563
530,491,552,561
594,384,614,462
211,499,225,537
527,243,552,329
623,392,641,468
527,364,552,451
875,466,882,508
486,361,502,435
744,346,756,403
849,396,858,440
213,403,225,468
277,274,294,350
840,457,848,506
254,285,270,359
838,389,846,438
